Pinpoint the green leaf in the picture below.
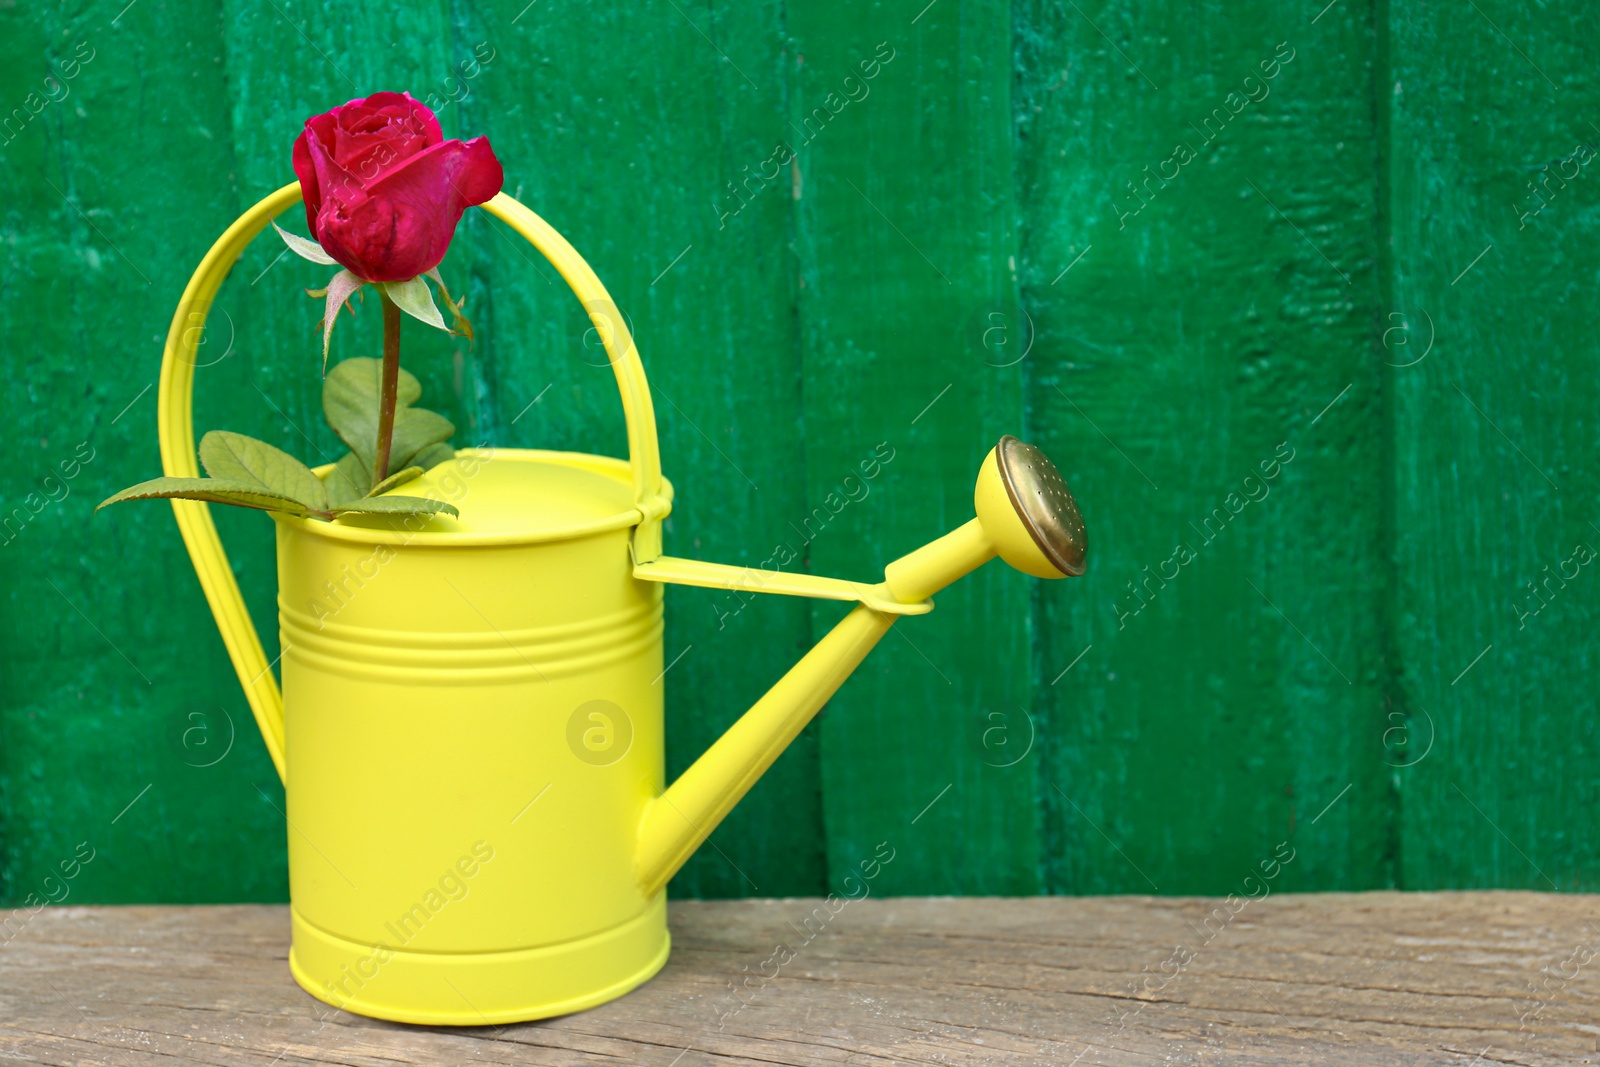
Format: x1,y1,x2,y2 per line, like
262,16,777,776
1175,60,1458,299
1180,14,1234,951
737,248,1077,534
323,357,421,471
409,441,455,471
323,451,371,507
101,432,334,520
321,358,453,478
367,466,424,497
272,219,337,265
198,430,328,511
381,275,447,331
313,270,366,371
330,495,459,520
425,267,474,343
389,409,455,472
97,477,324,518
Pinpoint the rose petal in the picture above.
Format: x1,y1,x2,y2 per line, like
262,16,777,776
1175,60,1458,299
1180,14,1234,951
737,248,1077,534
315,138,502,282
354,91,441,141
291,129,320,230
293,94,498,283
306,108,340,135
337,123,436,181
316,197,413,282
363,134,502,227
446,137,504,207
324,94,441,181
307,135,366,220
298,115,335,214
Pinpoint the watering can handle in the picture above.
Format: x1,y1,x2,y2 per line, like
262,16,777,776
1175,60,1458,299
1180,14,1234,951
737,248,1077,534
157,183,669,785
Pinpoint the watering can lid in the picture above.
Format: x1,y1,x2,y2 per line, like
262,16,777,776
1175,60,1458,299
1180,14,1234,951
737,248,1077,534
303,448,673,545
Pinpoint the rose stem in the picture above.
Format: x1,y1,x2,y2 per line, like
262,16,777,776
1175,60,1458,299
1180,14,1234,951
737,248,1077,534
373,291,402,486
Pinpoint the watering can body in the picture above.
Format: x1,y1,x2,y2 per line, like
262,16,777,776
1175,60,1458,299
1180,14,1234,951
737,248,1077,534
156,184,1087,1026
275,451,673,1022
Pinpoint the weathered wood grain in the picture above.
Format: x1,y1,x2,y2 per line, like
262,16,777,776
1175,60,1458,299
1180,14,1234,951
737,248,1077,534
0,0,293,904
1013,0,1394,893
3,894,1598,1065
1387,2,1600,889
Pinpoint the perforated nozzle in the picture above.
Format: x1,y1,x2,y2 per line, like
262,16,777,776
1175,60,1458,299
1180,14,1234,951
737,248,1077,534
973,435,1087,579
882,435,1088,603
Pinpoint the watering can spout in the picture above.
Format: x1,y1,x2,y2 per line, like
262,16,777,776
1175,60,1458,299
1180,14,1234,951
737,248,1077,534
633,436,1086,895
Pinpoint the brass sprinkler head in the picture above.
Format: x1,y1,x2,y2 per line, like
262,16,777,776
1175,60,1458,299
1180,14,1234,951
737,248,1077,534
976,435,1087,579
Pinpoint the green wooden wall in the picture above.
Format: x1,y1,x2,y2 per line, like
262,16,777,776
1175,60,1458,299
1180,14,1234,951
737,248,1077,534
1,0,1594,905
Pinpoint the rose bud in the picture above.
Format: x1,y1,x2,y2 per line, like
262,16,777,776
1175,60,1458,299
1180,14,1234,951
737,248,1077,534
292,91,503,283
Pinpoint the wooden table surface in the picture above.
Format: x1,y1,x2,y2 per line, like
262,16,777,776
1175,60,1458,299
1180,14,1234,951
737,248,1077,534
2,892,1597,1065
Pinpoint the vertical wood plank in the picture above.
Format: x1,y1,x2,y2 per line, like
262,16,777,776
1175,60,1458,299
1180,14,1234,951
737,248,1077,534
0,0,292,902
1013,0,1393,892
790,1,1041,894
1389,0,1600,889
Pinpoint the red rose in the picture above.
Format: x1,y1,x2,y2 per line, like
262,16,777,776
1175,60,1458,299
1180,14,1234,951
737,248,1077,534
292,91,503,283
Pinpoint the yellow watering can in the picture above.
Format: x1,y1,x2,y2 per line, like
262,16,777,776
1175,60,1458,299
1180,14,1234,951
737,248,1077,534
158,184,1088,1025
